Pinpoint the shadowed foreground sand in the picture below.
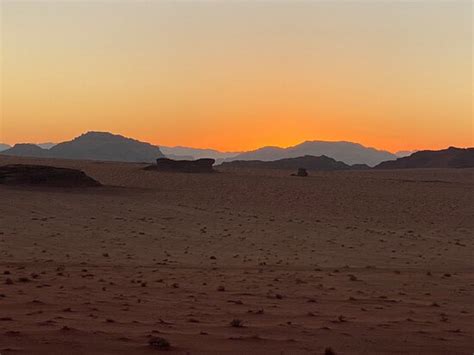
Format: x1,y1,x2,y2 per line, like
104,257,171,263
0,156,473,354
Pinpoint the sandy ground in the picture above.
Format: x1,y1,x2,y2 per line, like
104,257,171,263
0,155,473,354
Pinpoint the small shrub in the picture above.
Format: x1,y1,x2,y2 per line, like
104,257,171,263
230,319,244,328
148,336,171,350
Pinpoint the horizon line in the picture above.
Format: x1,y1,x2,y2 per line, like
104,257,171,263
1,130,472,155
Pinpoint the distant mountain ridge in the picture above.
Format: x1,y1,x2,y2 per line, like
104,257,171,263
2,132,164,163
2,133,397,166
3,132,470,169
2,144,49,158
219,155,369,171
1,135,237,162
375,147,474,169
0,143,55,152
225,141,397,167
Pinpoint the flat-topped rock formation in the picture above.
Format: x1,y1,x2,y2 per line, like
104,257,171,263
144,158,215,173
375,147,474,169
0,164,101,187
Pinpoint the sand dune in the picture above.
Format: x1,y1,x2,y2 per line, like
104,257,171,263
0,156,472,354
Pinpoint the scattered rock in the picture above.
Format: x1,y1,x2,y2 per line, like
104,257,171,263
230,319,244,328
148,336,171,350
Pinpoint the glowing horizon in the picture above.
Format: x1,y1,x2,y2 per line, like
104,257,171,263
1,1,472,152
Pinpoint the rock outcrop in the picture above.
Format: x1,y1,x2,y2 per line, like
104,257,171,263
375,147,474,169
144,158,215,173
0,164,101,187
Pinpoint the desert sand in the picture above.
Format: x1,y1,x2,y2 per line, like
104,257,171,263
0,155,472,354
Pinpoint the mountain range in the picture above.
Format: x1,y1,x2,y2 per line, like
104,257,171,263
224,141,396,166
1,131,397,165
1,131,472,169
0,134,238,163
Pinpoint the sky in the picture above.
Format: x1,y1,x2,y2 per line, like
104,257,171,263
1,0,472,152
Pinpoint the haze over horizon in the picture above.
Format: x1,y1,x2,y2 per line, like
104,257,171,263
1,0,472,152
0,130,432,155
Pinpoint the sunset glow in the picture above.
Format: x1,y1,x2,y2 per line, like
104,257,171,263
1,0,472,152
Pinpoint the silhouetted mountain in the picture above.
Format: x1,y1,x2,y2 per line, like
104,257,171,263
0,144,11,152
219,155,368,171
160,146,240,162
225,141,396,167
375,147,474,169
2,144,49,158
2,132,165,163
48,132,164,162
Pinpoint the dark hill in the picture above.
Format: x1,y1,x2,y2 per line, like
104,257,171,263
375,147,474,169
49,132,164,163
219,155,364,171
0,164,101,187
1,132,164,163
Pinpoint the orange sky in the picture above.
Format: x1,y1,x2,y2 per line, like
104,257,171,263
1,1,472,152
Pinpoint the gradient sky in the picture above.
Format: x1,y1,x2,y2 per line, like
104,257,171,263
1,0,472,152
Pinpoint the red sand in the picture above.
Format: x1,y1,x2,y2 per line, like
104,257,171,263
0,156,473,354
